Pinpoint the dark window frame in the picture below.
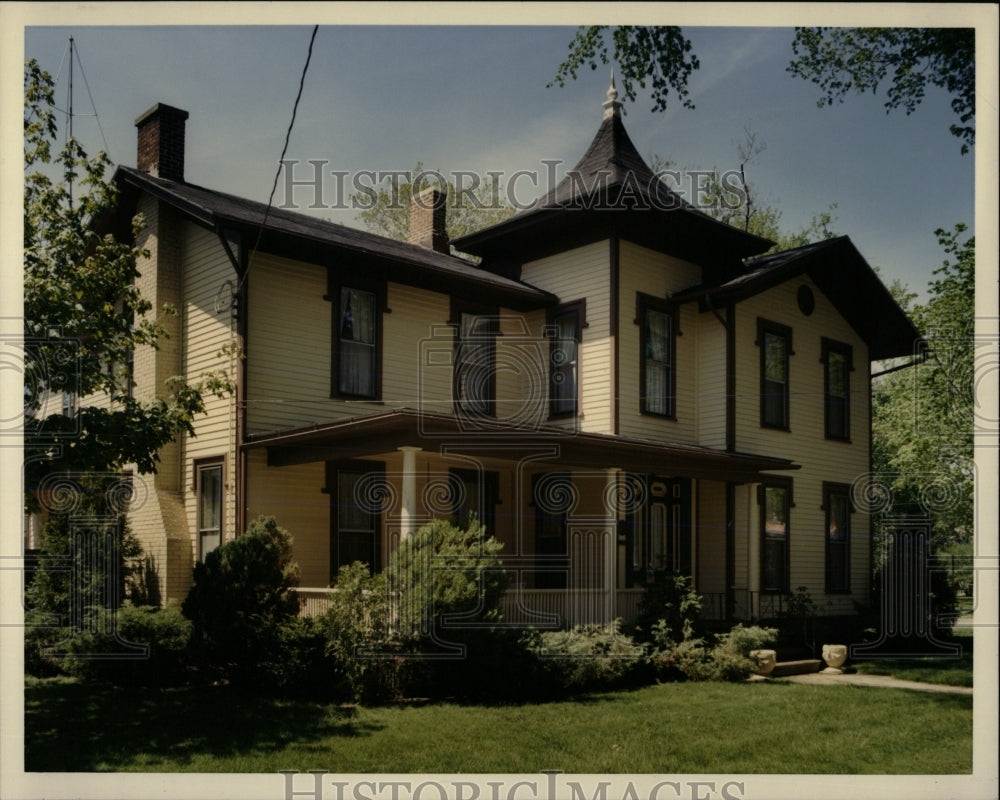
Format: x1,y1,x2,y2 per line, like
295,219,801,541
194,456,225,563
450,299,499,418
547,300,586,420
326,460,385,577
758,318,793,430
759,478,792,594
823,482,852,594
821,338,853,441
638,293,677,419
328,269,385,401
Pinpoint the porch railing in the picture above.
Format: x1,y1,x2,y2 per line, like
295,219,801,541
296,587,336,618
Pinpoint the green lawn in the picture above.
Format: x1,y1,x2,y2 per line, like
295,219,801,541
25,676,972,774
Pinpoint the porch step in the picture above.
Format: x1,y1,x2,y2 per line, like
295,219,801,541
771,659,822,677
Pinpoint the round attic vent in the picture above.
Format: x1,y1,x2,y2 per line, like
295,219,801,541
797,285,815,316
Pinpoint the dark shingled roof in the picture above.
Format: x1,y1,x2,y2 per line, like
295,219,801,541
244,408,800,480
114,166,557,310
534,111,690,212
453,83,772,266
672,236,922,360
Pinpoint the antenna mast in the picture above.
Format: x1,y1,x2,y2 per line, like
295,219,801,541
67,36,74,206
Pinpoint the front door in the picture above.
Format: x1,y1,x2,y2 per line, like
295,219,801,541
625,475,691,587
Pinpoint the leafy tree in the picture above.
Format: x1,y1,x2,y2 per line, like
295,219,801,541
549,26,700,112
552,27,974,153
23,479,145,674
871,223,974,545
788,27,975,153
355,162,515,246
23,58,231,497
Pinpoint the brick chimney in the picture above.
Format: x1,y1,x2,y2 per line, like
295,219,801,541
408,186,449,254
135,103,189,182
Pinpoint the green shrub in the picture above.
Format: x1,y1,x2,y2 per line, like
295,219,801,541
383,518,520,701
533,621,647,695
59,602,192,686
633,571,703,643
387,517,507,643
648,636,713,682
707,624,779,681
256,615,346,699
648,623,778,683
182,515,300,685
317,562,403,703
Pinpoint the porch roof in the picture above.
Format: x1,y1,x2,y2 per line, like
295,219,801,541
243,409,799,482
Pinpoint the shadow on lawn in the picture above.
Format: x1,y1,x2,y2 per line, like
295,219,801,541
25,679,385,772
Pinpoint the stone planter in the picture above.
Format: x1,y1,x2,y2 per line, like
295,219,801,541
750,649,777,676
821,644,848,674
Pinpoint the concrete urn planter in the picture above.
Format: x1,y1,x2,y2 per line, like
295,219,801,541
822,644,848,674
750,649,777,676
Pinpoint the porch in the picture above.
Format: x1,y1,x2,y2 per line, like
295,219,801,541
245,409,801,628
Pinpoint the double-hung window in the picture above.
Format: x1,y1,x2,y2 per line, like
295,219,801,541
330,268,382,401
824,483,851,593
760,481,790,593
336,286,378,398
758,319,791,429
196,459,223,561
639,294,676,418
822,338,852,440
548,303,583,418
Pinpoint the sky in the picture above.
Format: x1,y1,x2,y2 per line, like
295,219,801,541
5,6,988,303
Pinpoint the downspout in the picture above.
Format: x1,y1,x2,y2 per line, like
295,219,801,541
610,235,620,435
868,357,875,606
704,292,737,618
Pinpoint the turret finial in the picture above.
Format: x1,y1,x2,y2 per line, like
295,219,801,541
602,69,622,119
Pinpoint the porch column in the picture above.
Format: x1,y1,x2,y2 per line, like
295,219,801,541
604,468,619,624
398,447,422,539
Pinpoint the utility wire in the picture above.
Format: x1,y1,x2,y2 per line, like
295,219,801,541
243,24,320,286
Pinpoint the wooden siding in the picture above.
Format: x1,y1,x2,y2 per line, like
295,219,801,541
246,259,546,433
732,276,872,610
520,241,613,434
696,480,727,595
246,253,342,433
246,449,330,587
382,283,452,416
696,311,727,449
180,222,239,552
494,312,549,430
617,241,702,443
